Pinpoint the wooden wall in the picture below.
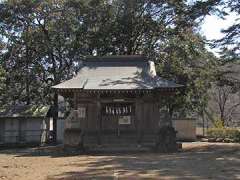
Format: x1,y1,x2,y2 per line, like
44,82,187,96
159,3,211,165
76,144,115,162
0,117,44,144
0,119,4,143
63,92,165,146
74,93,162,134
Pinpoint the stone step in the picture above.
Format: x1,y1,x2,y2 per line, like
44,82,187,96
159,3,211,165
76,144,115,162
84,135,157,145
84,143,156,153
84,136,156,147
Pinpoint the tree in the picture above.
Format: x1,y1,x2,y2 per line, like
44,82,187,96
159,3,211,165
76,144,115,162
0,0,222,139
216,0,240,60
80,0,219,117
0,0,85,141
211,83,240,126
0,65,7,107
203,0,240,127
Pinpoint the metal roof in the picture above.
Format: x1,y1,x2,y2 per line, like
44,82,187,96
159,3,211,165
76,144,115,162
53,55,182,90
0,104,50,118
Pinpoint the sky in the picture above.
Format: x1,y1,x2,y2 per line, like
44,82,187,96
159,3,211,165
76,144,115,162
201,12,238,55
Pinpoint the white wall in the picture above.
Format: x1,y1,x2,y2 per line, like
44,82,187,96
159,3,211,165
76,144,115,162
172,119,196,141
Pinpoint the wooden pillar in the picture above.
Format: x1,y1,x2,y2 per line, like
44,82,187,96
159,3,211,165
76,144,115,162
155,102,160,129
136,97,143,144
154,95,161,130
73,91,78,110
96,95,102,145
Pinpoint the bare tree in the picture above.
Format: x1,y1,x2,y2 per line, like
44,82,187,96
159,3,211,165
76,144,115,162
212,84,240,126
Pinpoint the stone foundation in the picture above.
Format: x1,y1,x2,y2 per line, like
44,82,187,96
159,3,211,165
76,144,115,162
63,126,179,153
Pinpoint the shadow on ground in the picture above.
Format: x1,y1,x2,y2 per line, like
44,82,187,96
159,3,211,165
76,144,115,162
49,152,240,179
0,143,240,179
46,144,240,180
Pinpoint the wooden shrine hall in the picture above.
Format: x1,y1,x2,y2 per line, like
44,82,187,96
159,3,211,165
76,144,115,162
53,55,182,151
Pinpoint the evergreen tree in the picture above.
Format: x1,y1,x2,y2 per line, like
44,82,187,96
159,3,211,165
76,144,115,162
0,0,221,119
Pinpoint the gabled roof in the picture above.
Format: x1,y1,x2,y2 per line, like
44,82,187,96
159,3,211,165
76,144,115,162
53,55,182,90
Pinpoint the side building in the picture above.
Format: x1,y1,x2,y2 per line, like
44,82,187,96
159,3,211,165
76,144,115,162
0,104,50,145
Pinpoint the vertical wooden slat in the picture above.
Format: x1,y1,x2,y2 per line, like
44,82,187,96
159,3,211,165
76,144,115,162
73,91,78,110
153,101,160,132
136,97,143,144
96,95,102,145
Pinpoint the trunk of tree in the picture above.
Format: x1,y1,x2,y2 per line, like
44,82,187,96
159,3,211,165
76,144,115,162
201,109,205,136
220,112,225,126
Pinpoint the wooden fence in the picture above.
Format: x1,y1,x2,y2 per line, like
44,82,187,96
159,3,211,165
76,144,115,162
0,117,44,145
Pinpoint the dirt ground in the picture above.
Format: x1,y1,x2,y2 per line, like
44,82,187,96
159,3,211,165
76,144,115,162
0,142,240,180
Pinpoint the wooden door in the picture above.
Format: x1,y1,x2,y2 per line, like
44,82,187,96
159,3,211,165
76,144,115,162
101,102,136,134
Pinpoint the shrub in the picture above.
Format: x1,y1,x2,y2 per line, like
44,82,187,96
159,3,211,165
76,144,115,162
207,128,225,138
207,128,240,142
231,130,240,142
213,119,224,128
